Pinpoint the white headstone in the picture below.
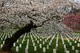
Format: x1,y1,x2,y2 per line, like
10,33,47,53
16,46,19,52
69,42,72,46
19,44,22,48
43,47,46,53
43,41,45,45
53,49,56,53
13,43,16,47
37,41,39,43
3,41,5,44
33,42,35,46
49,42,51,45
77,43,80,47
64,45,66,48
75,41,77,43
56,44,58,47
34,46,37,51
39,44,42,48
47,45,49,49
1,44,3,48
17,40,19,43
25,48,28,53
26,45,28,49
66,51,70,53
79,39,80,42
72,46,75,50
75,50,79,53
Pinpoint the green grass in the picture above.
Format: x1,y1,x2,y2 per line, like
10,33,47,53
0,32,80,53
74,30,80,34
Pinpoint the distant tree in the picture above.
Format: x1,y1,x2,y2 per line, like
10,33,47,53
61,13,80,31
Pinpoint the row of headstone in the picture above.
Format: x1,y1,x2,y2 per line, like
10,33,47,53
61,34,80,53
0,33,12,40
0,32,80,53
24,34,57,53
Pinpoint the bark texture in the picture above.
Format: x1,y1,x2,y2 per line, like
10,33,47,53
1,21,37,52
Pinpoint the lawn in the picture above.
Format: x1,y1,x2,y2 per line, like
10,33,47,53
0,32,80,53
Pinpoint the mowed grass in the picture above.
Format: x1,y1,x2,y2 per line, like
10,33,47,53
0,33,80,53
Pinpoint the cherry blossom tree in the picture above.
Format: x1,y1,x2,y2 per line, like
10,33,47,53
61,13,80,31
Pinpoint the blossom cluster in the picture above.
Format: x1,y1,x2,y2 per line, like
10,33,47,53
62,13,80,31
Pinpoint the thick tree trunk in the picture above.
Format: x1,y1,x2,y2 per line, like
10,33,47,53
0,18,49,52
1,21,37,52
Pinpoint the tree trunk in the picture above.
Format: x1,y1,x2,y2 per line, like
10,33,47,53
0,18,49,52
1,21,37,52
